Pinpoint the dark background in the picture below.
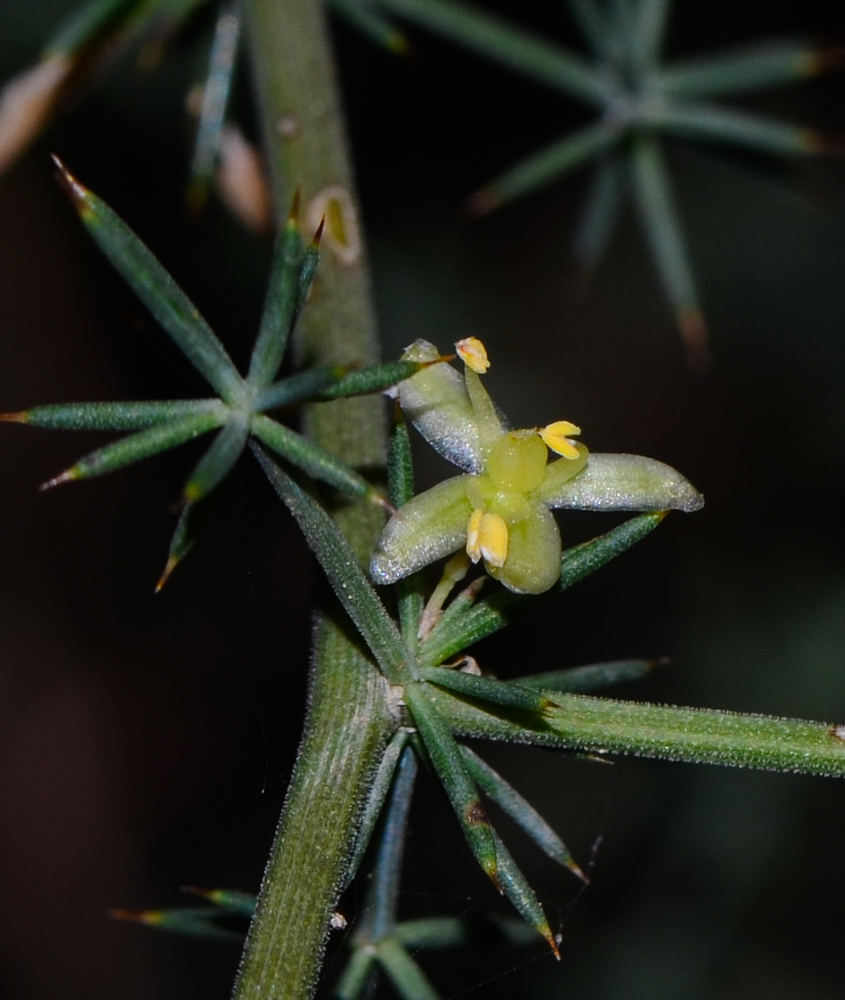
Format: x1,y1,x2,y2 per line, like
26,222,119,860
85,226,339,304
1,2,845,999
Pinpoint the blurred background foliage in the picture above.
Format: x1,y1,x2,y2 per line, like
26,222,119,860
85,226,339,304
1,2,845,999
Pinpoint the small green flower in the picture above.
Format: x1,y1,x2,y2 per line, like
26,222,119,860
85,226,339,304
371,337,703,594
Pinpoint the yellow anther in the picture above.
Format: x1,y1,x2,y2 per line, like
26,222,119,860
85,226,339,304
466,508,484,563
455,337,490,374
540,420,582,460
478,512,508,568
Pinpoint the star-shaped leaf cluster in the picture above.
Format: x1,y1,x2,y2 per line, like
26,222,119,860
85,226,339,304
1,160,435,587
373,0,842,364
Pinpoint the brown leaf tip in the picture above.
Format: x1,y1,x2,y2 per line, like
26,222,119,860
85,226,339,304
110,908,160,926
831,724,845,743
567,860,590,885
50,153,89,205
155,556,178,593
539,925,562,960
306,187,358,264
0,411,28,423
312,216,325,247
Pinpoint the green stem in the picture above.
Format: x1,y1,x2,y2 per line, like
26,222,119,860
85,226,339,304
247,0,384,480
235,2,392,998
235,622,393,1000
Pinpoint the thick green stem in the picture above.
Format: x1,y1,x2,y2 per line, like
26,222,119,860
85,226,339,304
235,622,392,1000
235,2,391,999
247,0,384,480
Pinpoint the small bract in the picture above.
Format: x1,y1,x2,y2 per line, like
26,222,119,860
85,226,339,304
371,339,703,595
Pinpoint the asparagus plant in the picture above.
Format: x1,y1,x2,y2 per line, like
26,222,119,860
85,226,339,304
1,4,845,1000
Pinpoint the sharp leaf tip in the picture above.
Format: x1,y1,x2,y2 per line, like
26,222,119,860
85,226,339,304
155,557,178,593
110,908,157,925
51,153,88,204
39,469,75,491
568,861,589,884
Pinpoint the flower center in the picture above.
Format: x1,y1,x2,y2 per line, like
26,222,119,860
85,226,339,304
487,430,548,493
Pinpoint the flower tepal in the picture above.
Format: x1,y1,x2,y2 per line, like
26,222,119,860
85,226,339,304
371,339,703,595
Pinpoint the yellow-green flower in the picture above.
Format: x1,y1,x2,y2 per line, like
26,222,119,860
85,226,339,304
371,338,703,595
